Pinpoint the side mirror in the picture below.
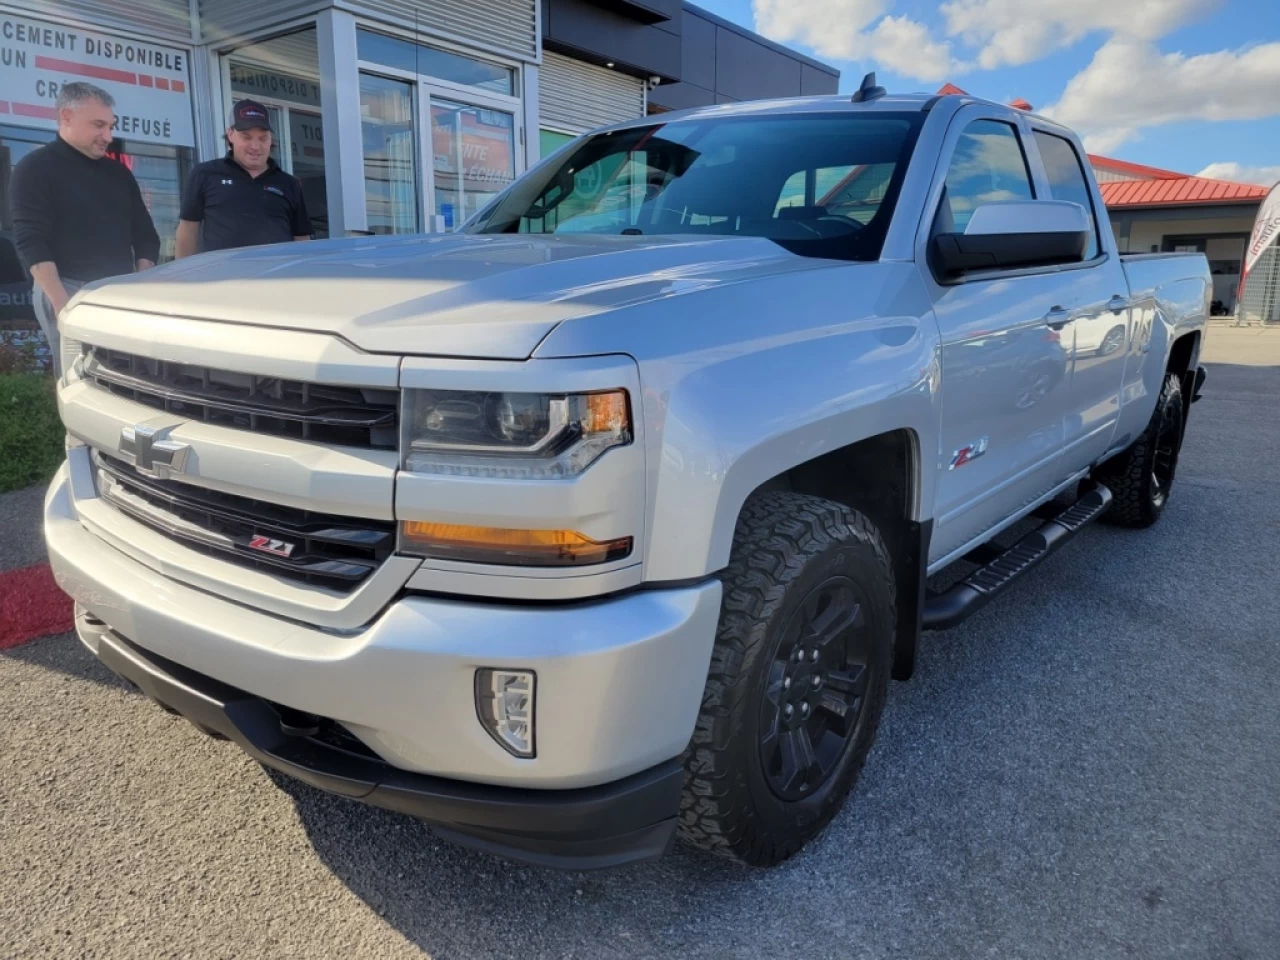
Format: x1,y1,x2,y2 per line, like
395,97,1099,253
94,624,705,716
932,200,1089,278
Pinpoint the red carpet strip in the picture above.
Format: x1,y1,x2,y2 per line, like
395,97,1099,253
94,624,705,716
0,563,74,650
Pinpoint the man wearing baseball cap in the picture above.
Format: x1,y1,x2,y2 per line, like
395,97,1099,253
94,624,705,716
175,99,313,257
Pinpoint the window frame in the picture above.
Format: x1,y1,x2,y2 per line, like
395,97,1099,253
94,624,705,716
932,117,1037,238
916,104,1111,287
1030,128,1105,264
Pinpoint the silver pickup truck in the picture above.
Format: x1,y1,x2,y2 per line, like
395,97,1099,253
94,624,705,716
46,82,1209,870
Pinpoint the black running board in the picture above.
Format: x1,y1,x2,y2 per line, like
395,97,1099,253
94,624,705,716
923,482,1113,631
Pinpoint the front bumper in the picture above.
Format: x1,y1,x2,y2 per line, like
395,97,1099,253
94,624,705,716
89,622,683,869
45,462,721,867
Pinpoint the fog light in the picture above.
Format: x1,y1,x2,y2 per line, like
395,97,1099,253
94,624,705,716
476,669,536,758
60,338,84,385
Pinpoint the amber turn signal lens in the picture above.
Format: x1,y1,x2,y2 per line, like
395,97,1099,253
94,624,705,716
584,391,629,434
400,521,633,567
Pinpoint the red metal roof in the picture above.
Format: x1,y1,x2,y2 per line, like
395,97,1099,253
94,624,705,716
1087,155,1185,180
1098,177,1268,208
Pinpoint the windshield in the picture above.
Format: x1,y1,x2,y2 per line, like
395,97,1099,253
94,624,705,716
466,111,925,262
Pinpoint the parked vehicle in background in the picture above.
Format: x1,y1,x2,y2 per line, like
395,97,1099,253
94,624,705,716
46,82,1209,870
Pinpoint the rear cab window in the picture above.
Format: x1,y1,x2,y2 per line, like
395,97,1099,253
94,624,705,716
1032,131,1102,260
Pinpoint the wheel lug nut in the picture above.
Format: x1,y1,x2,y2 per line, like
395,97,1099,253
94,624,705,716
810,649,820,662
811,675,822,689
783,677,791,690
783,704,794,718
800,702,810,717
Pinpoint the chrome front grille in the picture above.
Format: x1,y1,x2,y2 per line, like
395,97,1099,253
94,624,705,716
93,451,395,592
82,346,398,450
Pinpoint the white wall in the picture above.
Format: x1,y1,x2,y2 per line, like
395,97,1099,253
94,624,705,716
1119,215,1255,254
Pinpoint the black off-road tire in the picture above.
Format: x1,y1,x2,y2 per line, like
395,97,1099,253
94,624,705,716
678,492,895,867
1096,372,1184,528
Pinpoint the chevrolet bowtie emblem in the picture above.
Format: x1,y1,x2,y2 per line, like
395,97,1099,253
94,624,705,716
120,420,191,478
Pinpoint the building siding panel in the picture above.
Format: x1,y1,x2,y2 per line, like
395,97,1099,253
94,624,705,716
198,0,325,43
539,51,645,134
714,26,800,102
199,0,535,60
350,0,536,60
15,0,192,42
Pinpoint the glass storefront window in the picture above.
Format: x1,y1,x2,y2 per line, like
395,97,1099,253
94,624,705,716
361,74,420,234
0,126,53,328
108,141,195,263
223,28,328,237
431,101,516,229
357,29,515,96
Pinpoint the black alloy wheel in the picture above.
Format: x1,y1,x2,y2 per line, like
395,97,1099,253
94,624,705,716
1150,387,1182,508
758,576,871,801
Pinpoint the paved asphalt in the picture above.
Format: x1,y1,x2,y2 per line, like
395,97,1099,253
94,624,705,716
2,327,1278,960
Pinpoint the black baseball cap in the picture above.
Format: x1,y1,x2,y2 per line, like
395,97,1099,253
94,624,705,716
230,100,272,132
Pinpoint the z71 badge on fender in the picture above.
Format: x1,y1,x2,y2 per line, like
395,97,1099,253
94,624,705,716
950,437,989,470
247,535,297,558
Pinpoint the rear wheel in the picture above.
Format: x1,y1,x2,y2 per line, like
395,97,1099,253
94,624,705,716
1097,372,1184,528
678,492,895,866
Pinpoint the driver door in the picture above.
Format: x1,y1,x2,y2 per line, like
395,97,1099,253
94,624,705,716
919,109,1076,567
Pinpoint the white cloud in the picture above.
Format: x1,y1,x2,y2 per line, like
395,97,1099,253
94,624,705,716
751,0,964,82
1043,40,1280,152
752,0,885,58
752,0,1216,82
1196,163,1280,187
861,17,965,82
941,0,1217,69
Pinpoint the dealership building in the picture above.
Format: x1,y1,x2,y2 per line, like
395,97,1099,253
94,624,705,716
0,0,836,326
1091,156,1274,319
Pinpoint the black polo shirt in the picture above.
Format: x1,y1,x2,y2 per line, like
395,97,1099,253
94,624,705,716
180,154,312,253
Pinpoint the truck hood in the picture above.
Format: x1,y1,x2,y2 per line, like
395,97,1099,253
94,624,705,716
76,234,829,360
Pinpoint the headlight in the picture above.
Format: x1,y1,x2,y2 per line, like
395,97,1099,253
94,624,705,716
401,388,631,479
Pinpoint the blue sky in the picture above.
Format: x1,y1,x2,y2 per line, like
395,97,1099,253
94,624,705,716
693,0,1280,184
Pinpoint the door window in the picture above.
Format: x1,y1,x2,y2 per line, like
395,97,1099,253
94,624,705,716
1033,131,1100,260
430,101,516,229
938,120,1034,234
360,73,420,235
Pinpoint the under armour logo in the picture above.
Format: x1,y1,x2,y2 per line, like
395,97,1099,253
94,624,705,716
221,179,234,185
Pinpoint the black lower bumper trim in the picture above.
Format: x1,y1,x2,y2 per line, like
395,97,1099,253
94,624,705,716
93,630,681,870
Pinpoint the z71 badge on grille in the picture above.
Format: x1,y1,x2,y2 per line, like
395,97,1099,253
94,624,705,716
247,535,297,558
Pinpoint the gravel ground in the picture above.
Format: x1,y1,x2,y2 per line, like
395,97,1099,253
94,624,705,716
1,329,1277,960
0,484,51,573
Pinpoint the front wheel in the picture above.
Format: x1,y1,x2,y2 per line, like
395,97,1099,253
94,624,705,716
678,492,895,867
1097,372,1184,528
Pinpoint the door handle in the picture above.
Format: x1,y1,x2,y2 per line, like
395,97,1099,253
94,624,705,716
1107,295,1130,314
1043,306,1070,330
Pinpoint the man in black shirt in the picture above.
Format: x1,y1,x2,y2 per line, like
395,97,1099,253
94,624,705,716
176,100,313,258
8,81,160,376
